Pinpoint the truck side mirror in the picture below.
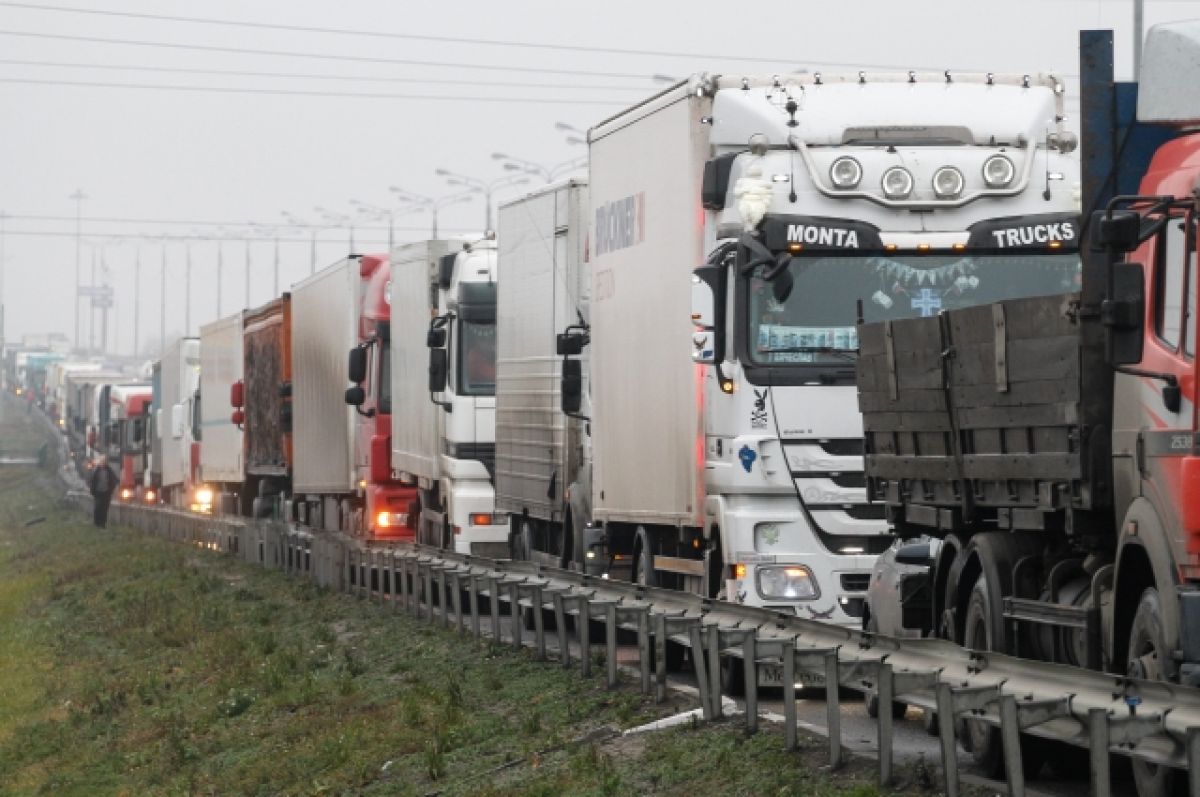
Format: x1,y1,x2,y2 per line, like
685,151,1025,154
348,346,368,384
691,263,727,365
427,327,447,348
438,253,457,289
1091,210,1142,253
561,358,583,416
1102,262,1146,366
691,271,715,329
344,385,365,406
429,348,448,394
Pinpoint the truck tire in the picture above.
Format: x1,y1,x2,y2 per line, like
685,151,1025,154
962,574,1046,779
865,616,907,719
1127,587,1184,797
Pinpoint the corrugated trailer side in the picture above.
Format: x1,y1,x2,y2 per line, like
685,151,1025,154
291,259,359,495
495,181,589,521
390,240,455,482
199,312,245,487
588,88,710,527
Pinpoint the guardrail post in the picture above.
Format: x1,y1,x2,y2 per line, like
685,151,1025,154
605,602,618,688
706,625,722,720
636,608,650,695
688,622,713,720
481,576,498,643
1188,727,1200,797
450,570,464,633
999,695,1023,797
470,574,482,640
439,567,451,628
654,613,668,703
531,585,546,660
744,634,759,733
509,581,523,649
552,591,569,668
936,682,959,797
577,596,592,677
782,641,797,752
1088,708,1110,797
825,651,842,770
876,662,893,786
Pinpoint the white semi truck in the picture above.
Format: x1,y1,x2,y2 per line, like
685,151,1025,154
157,337,203,510
494,180,593,567
390,238,510,558
557,72,1080,641
199,312,245,515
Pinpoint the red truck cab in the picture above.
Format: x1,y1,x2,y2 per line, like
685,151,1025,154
348,254,418,538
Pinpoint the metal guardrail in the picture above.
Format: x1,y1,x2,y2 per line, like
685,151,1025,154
100,501,1200,797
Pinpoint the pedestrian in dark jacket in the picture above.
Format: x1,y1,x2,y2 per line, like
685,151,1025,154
89,456,119,529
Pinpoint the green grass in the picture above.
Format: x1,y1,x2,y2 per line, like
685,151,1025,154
0,397,935,796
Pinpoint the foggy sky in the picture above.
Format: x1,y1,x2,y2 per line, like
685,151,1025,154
1,0,1195,357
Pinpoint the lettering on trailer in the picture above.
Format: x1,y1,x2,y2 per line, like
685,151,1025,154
762,215,883,252
594,192,645,255
965,213,1081,250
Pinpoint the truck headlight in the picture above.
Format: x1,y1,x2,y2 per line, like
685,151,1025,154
880,167,913,199
756,565,819,600
932,166,964,199
829,156,862,189
982,154,1015,188
195,487,214,506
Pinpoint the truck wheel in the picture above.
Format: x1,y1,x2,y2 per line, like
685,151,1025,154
962,576,1005,776
1127,587,1184,797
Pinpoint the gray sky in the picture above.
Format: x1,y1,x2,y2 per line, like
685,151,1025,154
1,0,1196,356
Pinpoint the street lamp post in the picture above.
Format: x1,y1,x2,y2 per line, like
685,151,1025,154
315,207,355,253
387,187,475,238
492,152,588,183
281,212,317,274
433,170,530,231
69,189,87,352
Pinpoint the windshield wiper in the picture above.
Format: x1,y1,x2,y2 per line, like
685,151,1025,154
761,346,858,361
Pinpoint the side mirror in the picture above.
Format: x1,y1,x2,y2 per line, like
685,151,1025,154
429,348,448,394
691,271,715,329
438,253,457,289
427,327,447,348
230,380,244,409
561,358,583,416
894,542,934,567
344,385,365,406
1091,209,1142,253
691,261,727,365
348,346,368,384
1102,262,1145,366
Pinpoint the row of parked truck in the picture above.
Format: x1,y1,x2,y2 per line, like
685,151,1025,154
12,22,1200,795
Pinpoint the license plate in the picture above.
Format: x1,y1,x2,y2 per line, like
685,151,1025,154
757,663,825,688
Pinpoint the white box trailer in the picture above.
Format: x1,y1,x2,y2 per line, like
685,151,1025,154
290,257,359,497
199,311,245,510
589,87,709,528
158,337,200,503
494,180,590,529
389,239,456,483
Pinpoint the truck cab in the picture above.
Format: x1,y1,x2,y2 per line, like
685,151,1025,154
422,240,508,556
685,73,1080,625
344,254,419,538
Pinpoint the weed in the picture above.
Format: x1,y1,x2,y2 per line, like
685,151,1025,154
218,689,255,718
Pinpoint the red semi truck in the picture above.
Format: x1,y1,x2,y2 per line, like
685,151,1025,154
860,25,1200,793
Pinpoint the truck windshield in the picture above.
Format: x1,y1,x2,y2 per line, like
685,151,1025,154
125,418,144,452
458,320,496,396
747,252,1081,365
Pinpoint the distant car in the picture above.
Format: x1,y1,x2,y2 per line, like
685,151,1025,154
863,536,941,720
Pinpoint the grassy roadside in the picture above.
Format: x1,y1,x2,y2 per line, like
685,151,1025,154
0,399,936,796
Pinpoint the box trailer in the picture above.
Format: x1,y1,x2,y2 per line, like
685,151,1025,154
240,294,293,517
158,337,201,507
495,180,591,565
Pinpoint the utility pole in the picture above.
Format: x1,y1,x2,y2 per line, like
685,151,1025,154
69,189,86,352
89,245,97,354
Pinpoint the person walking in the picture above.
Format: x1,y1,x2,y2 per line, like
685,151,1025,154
89,455,118,529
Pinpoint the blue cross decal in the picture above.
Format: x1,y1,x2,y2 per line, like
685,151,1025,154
911,288,942,317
